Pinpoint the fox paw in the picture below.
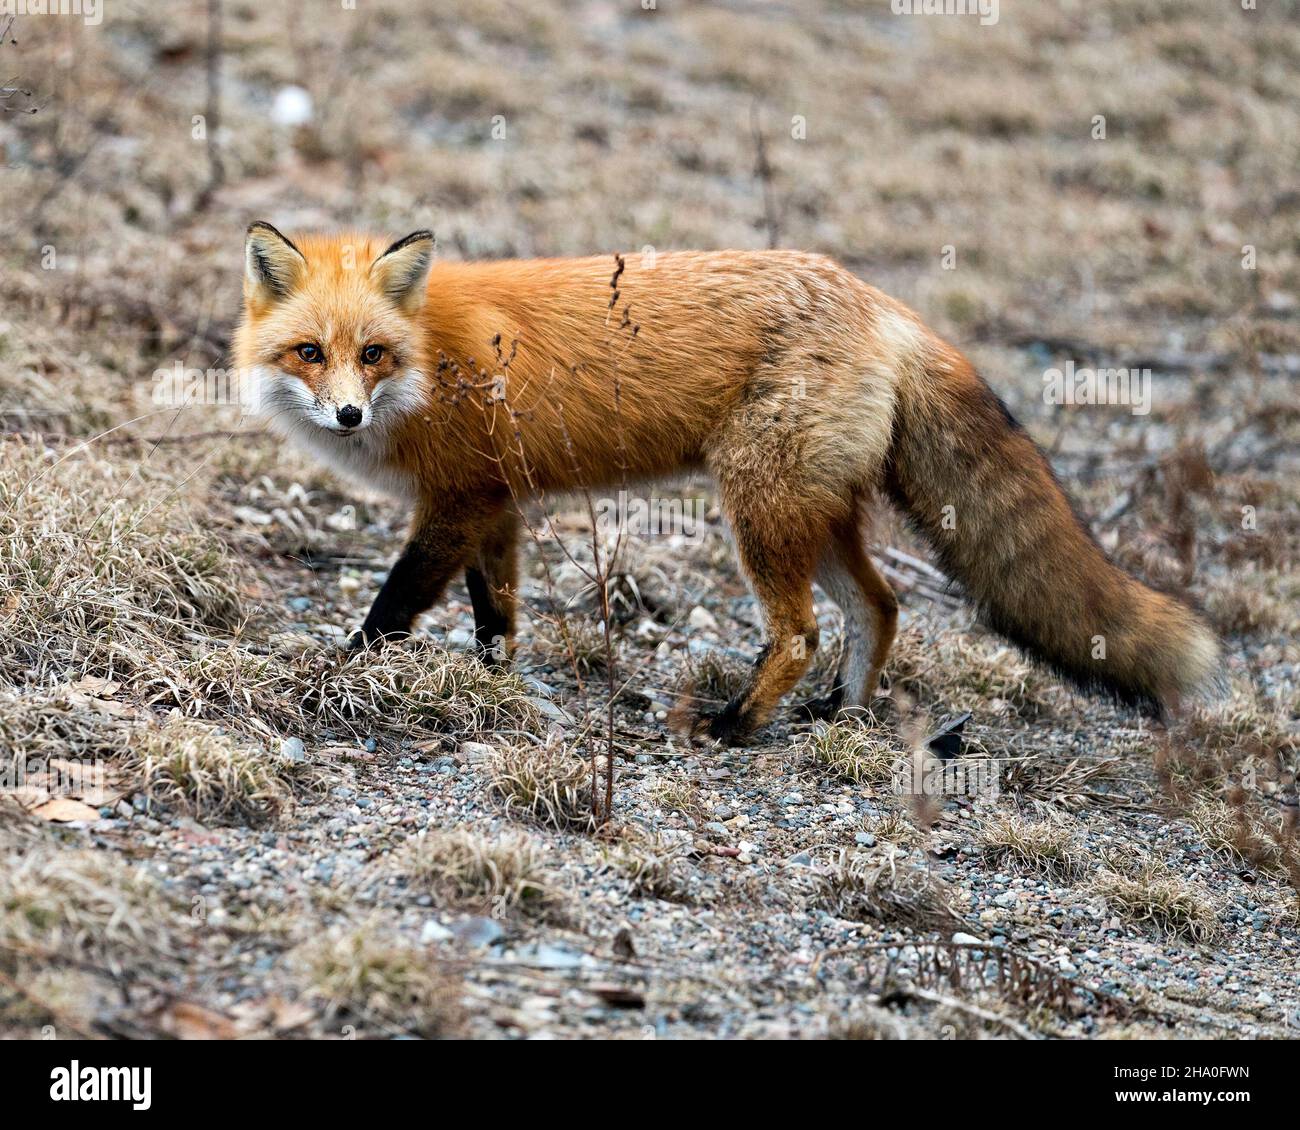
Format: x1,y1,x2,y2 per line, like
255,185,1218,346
695,704,755,747
791,686,845,722
344,626,409,653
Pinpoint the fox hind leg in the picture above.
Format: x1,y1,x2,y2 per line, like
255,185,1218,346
810,514,898,714
705,507,825,744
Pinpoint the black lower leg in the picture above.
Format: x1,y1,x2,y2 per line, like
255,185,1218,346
792,682,845,721
353,543,455,648
465,565,509,667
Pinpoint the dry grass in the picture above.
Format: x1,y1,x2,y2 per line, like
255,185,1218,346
1002,753,1125,811
1203,578,1292,638
887,621,1061,719
147,641,545,743
827,1003,926,1040
800,720,901,787
866,808,920,848
300,928,466,1039
486,739,598,831
127,714,321,826
647,774,705,822
0,441,246,685
1157,685,1299,858
399,828,557,917
1176,683,1298,768
1088,865,1222,943
0,688,319,825
607,830,691,902
0,686,137,762
1186,796,1293,877
529,615,618,676
0,845,182,978
678,649,750,708
979,811,1086,881
802,849,961,932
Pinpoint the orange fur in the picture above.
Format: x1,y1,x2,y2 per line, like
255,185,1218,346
234,226,1221,741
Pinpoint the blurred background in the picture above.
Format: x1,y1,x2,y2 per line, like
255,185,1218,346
3,0,1297,361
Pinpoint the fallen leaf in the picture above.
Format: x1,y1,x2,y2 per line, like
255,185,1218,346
32,797,102,823
155,1000,240,1040
69,676,122,697
270,997,316,1032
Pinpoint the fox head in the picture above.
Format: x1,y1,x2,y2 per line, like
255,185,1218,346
234,223,433,438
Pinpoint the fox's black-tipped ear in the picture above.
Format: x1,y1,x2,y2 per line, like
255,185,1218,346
244,221,306,301
370,230,434,311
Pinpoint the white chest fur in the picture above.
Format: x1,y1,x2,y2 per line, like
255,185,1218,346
288,426,416,501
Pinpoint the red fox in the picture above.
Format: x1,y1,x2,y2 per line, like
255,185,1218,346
234,223,1221,743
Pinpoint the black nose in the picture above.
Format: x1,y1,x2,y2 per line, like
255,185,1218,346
336,405,363,428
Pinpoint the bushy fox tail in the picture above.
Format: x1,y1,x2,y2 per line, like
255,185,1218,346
882,335,1221,716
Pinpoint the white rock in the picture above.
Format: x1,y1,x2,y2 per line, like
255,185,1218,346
458,741,495,765
687,605,717,630
271,85,314,127
420,919,453,944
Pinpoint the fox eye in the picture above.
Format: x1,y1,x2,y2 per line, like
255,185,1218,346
361,344,384,365
296,343,323,364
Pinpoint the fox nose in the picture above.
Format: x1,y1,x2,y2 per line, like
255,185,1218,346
336,405,363,428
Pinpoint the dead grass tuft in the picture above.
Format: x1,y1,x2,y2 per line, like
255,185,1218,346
0,845,181,975
399,828,557,917
800,720,900,787
150,641,545,743
827,1003,926,1040
126,715,321,826
803,848,961,932
979,810,1086,880
529,615,618,675
1088,865,1221,942
607,830,691,902
1002,753,1125,811
1176,683,1298,767
887,621,1060,719
0,441,246,685
487,740,598,831
1186,796,1293,876
0,688,319,826
648,774,705,822
300,928,466,1039
678,649,750,708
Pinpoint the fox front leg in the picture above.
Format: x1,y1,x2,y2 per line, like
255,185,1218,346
349,500,503,649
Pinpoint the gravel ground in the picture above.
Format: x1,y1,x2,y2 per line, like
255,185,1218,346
19,507,1291,1041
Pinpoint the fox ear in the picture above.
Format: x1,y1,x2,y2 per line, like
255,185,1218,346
244,221,306,301
371,230,434,311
